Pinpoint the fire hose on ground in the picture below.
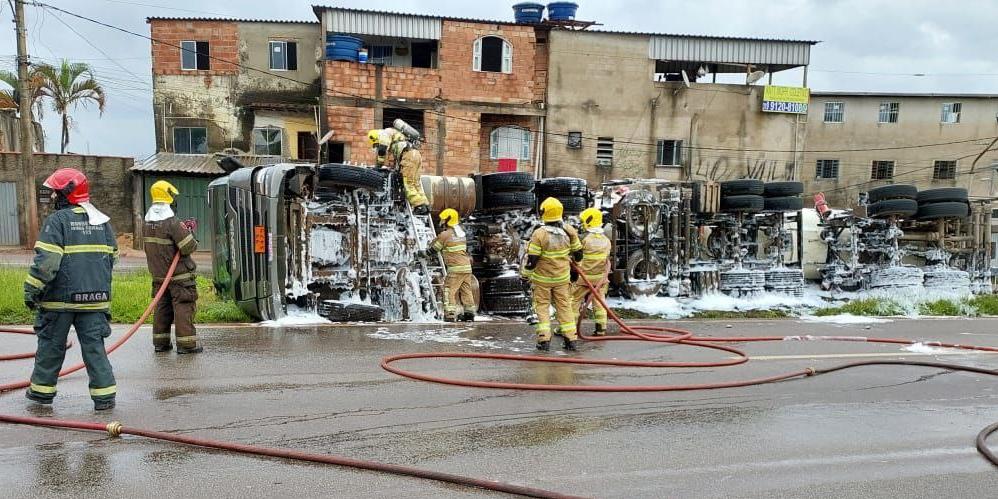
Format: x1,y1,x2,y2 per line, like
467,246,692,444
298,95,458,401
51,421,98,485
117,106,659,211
0,257,996,498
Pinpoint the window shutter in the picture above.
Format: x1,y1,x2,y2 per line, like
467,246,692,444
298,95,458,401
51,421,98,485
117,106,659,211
502,41,512,73
195,41,210,70
287,42,297,71
473,39,482,71
521,129,530,160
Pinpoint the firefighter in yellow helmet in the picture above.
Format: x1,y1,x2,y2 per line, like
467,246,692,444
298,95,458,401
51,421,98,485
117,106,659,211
523,197,583,351
572,207,612,335
144,180,201,354
368,125,430,215
418,208,479,321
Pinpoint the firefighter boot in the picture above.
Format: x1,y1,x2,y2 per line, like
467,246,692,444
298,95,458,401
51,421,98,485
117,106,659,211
177,345,203,354
536,340,550,351
562,335,579,351
460,312,475,322
593,323,606,336
413,204,429,216
94,398,115,411
154,343,173,353
25,390,53,405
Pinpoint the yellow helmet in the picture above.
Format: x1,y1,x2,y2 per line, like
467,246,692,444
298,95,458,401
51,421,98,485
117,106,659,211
438,208,460,227
367,129,381,146
539,197,564,223
580,207,603,229
150,180,179,204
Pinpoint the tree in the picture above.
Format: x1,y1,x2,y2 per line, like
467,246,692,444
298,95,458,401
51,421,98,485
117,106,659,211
0,68,46,119
34,59,106,153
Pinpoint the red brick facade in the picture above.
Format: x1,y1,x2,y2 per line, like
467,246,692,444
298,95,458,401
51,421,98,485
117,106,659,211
325,105,375,163
478,115,538,174
437,21,540,104
150,20,239,76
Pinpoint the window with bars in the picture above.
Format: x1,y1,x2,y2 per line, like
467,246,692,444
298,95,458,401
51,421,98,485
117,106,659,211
871,160,895,180
473,36,512,73
368,45,394,66
656,139,683,167
596,137,614,166
252,127,283,156
567,131,583,149
181,40,210,70
815,159,839,179
823,102,844,123
933,160,957,180
490,126,531,160
941,103,962,124
269,41,298,71
878,102,899,123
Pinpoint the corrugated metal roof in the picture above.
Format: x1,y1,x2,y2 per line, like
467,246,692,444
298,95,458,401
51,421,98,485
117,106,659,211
146,17,317,24
592,29,818,45
323,8,442,39
649,35,812,66
132,153,285,175
311,5,524,28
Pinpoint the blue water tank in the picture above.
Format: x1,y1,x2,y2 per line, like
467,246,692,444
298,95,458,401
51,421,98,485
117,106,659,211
547,2,579,21
513,3,545,24
325,34,362,62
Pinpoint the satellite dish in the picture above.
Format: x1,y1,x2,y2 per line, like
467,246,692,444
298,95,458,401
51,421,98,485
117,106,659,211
681,70,691,88
746,70,766,85
318,130,335,145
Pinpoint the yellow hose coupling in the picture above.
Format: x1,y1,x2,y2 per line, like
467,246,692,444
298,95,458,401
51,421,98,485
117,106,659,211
106,421,123,437
804,367,816,376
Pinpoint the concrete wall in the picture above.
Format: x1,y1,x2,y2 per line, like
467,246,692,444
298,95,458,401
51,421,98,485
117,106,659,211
0,153,134,241
545,30,802,186
805,94,998,208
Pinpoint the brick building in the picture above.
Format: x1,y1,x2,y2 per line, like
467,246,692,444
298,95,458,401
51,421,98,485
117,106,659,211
312,6,547,176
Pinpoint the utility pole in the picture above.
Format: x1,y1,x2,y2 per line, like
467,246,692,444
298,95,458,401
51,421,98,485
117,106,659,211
15,0,38,246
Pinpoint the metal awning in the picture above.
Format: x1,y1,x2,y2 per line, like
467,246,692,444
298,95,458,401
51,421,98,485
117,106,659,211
132,152,285,175
649,35,813,71
320,8,442,39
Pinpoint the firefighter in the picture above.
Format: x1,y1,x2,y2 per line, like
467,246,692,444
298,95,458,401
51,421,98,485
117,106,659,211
144,180,202,354
23,168,118,410
419,208,478,321
523,197,583,351
572,207,612,335
368,126,430,215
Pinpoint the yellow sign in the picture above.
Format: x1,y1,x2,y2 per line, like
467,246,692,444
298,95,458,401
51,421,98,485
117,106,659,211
762,86,810,114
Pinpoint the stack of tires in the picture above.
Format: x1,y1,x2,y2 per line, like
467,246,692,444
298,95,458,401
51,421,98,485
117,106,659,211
478,273,532,316
534,177,589,216
915,187,970,220
479,172,536,212
866,184,918,219
315,163,388,198
762,181,804,212
719,179,764,213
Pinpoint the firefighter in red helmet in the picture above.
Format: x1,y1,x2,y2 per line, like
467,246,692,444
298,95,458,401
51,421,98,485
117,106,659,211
23,168,119,411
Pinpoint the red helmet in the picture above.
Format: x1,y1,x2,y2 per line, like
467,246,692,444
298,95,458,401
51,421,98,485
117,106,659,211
43,168,90,205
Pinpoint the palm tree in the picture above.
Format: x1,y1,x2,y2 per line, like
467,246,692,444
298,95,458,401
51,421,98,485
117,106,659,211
0,68,47,118
34,60,106,153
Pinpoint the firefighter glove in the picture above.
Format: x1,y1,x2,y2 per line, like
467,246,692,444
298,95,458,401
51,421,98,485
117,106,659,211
570,268,579,283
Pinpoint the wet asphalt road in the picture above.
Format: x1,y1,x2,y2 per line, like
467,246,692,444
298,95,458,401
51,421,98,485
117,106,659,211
1,318,997,498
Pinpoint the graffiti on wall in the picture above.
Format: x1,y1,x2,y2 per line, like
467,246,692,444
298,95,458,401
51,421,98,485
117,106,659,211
693,155,795,181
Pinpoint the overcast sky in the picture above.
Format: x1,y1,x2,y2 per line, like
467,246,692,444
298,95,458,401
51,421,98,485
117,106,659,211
1,0,997,158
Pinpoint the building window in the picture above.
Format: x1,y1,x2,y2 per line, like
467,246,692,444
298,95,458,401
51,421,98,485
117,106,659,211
567,131,582,149
596,137,614,167
941,103,962,124
823,102,844,123
656,139,683,167
871,160,895,180
933,160,957,180
816,159,839,179
172,127,207,154
181,40,210,70
253,127,283,156
269,41,298,71
473,36,512,74
368,45,393,66
490,126,531,161
878,102,899,123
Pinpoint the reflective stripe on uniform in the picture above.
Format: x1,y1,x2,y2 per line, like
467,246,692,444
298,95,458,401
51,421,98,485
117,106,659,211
570,240,583,251
72,207,86,214
24,275,44,289
432,240,444,251
559,323,577,333
541,249,570,258
582,252,609,261
34,241,64,255
443,244,467,253
535,322,550,332
30,383,57,394
170,272,195,282
585,273,607,282
530,272,571,284
89,385,116,397
177,234,196,250
527,243,542,256
40,301,110,311
153,333,171,340
64,244,115,254
144,237,173,245
447,265,472,273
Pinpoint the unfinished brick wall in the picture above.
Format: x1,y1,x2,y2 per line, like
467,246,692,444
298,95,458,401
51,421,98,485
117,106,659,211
441,110,481,176
326,105,376,164
324,62,441,101
532,31,549,102
150,20,239,76
478,115,538,174
438,21,540,104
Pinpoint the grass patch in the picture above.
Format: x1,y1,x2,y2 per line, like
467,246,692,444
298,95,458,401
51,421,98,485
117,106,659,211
692,309,789,319
969,295,998,316
813,298,904,317
917,299,964,316
612,308,655,319
0,266,250,325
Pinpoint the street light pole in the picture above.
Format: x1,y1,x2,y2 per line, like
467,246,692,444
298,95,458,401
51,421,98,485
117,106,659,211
14,0,39,246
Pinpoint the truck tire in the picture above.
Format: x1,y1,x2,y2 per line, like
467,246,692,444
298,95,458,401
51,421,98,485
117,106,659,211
916,187,968,205
483,191,536,211
318,301,385,322
868,198,918,218
721,194,764,213
536,177,588,197
916,201,969,220
556,195,588,216
481,172,535,193
480,275,527,296
480,294,531,315
868,184,916,203
720,179,764,196
763,181,804,197
317,164,386,191
764,196,804,212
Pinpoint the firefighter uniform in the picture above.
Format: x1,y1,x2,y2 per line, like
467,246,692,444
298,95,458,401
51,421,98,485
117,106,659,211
144,181,201,354
370,127,429,213
572,208,612,335
524,198,583,350
24,169,118,410
428,209,478,321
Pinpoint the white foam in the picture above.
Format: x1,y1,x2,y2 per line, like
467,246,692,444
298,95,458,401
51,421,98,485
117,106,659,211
903,342,947,354
260,307,331,327
366,326,511,350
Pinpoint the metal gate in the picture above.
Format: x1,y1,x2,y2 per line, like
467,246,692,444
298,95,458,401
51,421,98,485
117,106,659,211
143,175,213,251
0,182,19,246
